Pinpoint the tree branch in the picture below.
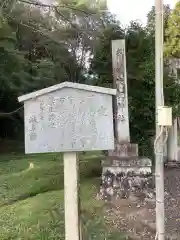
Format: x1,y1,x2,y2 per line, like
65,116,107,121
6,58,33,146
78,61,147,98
18,0,106,29
0,106,23,117
18,0,94,16
5,13,65,46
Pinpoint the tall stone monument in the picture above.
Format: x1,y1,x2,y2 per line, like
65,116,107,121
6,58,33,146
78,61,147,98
100,39,153,200
112,40,130,143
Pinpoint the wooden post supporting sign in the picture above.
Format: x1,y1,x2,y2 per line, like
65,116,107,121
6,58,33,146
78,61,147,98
64,152,80,240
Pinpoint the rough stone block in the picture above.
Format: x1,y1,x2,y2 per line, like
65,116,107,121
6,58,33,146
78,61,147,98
99,157,153,201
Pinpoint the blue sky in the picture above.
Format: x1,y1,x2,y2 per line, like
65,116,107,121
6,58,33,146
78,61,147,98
107,0,178,26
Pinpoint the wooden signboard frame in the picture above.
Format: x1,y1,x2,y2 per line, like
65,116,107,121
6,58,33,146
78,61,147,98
18,82,116,240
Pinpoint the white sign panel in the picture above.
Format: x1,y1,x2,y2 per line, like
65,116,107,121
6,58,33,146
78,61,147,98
22,85,115,153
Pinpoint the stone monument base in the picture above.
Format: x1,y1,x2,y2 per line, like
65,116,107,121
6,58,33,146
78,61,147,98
99,143,154,201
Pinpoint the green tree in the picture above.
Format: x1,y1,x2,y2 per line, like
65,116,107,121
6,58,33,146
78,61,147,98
164,1,180,57
90,20,180,156
0,0,109,141
146,4,171,38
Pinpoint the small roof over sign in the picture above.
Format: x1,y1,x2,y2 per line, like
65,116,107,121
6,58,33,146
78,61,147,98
18,81,117,103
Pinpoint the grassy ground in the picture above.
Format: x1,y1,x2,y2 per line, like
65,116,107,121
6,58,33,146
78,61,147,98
0,152,125,239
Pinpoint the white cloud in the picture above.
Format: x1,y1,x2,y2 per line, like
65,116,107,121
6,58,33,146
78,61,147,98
107,0,178,26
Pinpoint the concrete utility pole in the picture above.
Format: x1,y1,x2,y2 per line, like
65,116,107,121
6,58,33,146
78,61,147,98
155,0,165,239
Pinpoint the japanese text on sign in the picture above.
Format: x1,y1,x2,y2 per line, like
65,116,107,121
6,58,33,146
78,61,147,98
115,48,126,121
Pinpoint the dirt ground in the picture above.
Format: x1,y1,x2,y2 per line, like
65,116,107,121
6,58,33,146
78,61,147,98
105,168,180,240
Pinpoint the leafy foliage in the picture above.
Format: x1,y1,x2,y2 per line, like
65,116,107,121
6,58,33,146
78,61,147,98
0,0,180,157
0,0,108,139
90,20,180,156
146,4,171,39
164,1,180,57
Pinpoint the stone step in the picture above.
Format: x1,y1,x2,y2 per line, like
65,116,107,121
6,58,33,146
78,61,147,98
108,143,138,158
102,157,152,168
102,166,152,176
165,161,180,168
